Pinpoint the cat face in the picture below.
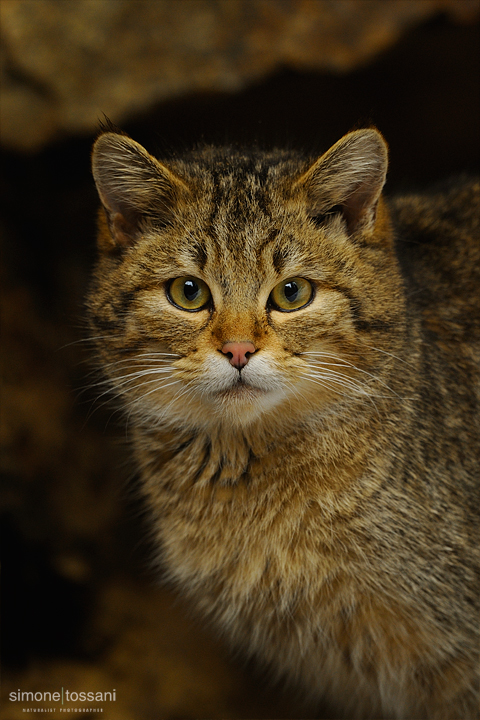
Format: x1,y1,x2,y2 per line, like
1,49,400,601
88,130,404,430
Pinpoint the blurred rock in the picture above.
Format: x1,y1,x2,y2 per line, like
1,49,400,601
0,266,123,558
0,572,306,719
1,0,479,151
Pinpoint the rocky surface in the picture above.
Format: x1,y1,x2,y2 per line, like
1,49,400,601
1,0,479,151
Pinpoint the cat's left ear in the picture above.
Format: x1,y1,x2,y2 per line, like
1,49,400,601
297,128,388,235
92,132,188,249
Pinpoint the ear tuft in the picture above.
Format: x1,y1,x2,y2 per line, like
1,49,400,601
298,129,388,235
92,132,187,248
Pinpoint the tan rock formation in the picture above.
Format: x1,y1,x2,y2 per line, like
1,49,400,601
1,0,478,151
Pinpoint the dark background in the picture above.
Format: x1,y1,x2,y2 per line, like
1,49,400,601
1,12,479,719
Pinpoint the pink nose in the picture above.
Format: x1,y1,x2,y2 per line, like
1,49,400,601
221,341,256,370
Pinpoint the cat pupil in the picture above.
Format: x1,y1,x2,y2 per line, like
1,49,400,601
284,281,298,302
184,280,199,301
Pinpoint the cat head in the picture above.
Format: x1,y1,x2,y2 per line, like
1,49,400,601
88,128,403,431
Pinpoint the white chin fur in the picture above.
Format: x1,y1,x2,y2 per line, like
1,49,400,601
188,354,288,425
128,353,292,430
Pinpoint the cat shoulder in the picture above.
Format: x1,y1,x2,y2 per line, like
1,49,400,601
389,177,480,313
390,176,479,251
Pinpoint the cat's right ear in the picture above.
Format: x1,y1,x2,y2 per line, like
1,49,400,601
92,132,188,250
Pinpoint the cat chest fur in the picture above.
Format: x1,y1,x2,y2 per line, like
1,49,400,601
137,423,463,717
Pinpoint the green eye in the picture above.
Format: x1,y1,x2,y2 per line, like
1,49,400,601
270,277,314,312
167,276,211,311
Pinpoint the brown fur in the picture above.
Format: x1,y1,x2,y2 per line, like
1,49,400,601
87,128,479,719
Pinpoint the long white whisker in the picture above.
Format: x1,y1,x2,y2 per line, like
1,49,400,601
125,379,184,426
88,368,175,389
301,367,398,399
302,356,403,398
101,353,180,368
298,373,382,417
299,371,371,396
360,343,414,368
110,376,179,405
298,373,348,395
59,334,115,350
130,378,183,404
159,381,197,419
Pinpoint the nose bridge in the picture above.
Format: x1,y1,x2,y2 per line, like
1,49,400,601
209,257,264,344
212,305,258,346
214,313,254,344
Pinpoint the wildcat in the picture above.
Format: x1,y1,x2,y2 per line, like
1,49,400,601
87,127,479,719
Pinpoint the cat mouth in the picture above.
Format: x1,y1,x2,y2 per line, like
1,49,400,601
217,377,265,400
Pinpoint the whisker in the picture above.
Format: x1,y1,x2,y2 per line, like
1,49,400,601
127,352,181,359
126,379,185,426
301,367,398,399
158,380,197,419
299,371,371,396
100,353,180,367
360,343,415,368
298,373,381,418
94,366,174,383
106,368,175,385
103,374,178,405
302,356,403,398
78,369,177,403
58,334,114,350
